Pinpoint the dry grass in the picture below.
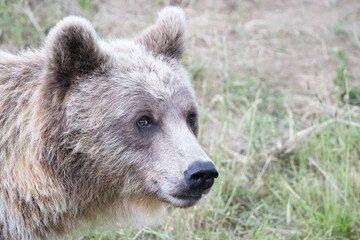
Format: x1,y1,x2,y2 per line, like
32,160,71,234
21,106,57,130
1,0,360,239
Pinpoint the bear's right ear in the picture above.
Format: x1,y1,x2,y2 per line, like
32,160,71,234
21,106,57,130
44,16,107,100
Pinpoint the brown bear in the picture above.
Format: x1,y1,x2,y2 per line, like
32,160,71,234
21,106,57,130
0,7,218,239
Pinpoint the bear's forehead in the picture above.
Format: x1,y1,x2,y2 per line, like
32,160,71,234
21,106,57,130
106,40,190,100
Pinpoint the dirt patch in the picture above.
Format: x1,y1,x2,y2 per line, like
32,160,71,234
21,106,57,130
94,0,359,107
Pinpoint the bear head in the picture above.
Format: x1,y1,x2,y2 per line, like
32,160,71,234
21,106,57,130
41,7,218,214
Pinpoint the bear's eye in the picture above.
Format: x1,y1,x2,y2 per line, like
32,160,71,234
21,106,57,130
187,113,197,126
137,116,152,128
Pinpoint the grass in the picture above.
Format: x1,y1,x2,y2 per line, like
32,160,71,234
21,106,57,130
1,1,360,239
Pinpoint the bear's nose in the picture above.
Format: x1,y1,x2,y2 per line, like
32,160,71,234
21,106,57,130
184,161,218,192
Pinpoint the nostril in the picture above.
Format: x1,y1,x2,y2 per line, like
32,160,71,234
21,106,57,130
190,170,217,181
190,172,205,180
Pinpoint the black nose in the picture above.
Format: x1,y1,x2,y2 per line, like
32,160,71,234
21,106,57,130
184,161,218,192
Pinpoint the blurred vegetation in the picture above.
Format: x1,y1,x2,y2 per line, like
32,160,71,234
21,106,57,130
0,0,94,49
333,50,360,106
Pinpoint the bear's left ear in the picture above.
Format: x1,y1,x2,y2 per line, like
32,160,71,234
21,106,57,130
136,7,186,60
44,16,107,99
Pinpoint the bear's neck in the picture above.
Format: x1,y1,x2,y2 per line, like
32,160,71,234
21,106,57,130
0,50,113,239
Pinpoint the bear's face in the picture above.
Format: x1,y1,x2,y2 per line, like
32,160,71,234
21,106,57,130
43,8,218,209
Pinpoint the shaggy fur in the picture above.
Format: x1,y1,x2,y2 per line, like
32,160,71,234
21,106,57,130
0,7,215,239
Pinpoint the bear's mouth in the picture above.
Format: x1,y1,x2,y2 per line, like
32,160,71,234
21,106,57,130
171,193,202,201
163,193,203,208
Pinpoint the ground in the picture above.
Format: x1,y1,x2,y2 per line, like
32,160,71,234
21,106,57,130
1,0,360,239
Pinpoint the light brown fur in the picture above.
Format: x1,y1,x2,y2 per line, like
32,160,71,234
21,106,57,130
0,7,216,239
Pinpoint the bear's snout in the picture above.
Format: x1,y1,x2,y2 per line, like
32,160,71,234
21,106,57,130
184,161,218,193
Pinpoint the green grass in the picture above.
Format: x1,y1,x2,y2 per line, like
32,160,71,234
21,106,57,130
1,1,360,239
0,0,94,49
